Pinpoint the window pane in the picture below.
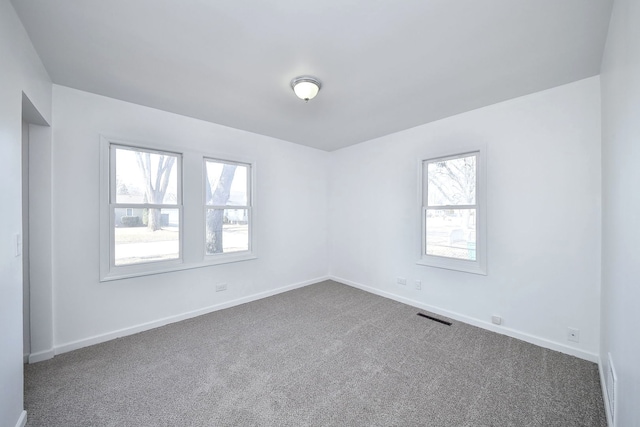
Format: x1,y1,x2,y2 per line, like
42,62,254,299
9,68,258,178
205,160,248,206
115,147,178,205
115,208,180,265
206,208,249,255
427,155,476,206
425,209,476,260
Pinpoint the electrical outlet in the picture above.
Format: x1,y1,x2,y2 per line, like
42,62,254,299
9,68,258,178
568,327,580,343
215,283,227,292
491,315,502,325
397,277,406,286
415,280,422,290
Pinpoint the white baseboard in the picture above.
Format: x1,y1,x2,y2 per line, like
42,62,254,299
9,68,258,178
28,348,55,363
15,410,27,427
53,276,329,357
598,355,614,427
331,275,599,363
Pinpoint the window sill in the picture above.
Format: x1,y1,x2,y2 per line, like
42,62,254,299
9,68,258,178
100,253,257,282
417,256,487,275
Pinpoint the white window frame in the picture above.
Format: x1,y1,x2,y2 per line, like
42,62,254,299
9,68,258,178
203,157,254,262
100,139,184,280
417,148,487,275
100,136,257,281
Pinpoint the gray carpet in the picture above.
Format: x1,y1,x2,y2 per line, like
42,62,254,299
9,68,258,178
24,280,607,426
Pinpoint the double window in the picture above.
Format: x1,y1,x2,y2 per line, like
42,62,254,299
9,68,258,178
100,138,255,280
419,150,486,275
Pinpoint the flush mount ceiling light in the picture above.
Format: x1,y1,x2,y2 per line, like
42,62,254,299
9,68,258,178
291,76,321,102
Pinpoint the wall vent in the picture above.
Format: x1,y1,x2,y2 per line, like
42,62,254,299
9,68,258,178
607,352,617,425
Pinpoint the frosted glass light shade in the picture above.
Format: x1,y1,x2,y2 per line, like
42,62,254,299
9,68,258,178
291,76,321,101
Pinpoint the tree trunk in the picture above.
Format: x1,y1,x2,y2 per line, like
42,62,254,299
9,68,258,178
147,208,161,232
206,209,225,254
135,152,175,232
205,164,237,254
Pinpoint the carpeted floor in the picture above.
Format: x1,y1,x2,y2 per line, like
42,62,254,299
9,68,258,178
24,280,607,426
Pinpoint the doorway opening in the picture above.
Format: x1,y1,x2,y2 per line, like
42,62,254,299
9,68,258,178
21,92,51,363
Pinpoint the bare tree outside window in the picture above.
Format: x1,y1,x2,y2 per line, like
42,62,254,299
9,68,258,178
135,151,176,231
205,163,237,254
428,156,476,206
425,154,477,260
112,146,180,266
102,139,256,280
205,160,250,255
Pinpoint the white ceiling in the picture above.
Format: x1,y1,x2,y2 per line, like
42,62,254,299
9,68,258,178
12,0,612,151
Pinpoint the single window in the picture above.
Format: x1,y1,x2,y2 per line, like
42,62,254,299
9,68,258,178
419,151,486,274
110,144,182,268
204,159,251,256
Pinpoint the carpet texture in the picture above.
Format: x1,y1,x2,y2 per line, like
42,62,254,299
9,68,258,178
24,280,607,426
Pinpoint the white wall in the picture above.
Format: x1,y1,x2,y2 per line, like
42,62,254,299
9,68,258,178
0,1,52,426
600,0,640,424
47,85,328,351
329,77,602,361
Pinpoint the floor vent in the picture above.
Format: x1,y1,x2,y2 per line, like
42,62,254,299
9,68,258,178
417,313,452,326
607,353,617,425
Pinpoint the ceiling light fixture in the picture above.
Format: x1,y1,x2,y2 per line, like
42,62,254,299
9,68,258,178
291,76,321,102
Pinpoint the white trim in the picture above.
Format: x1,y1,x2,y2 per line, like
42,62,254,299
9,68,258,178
99,135,259,281
100,254,258,282
203,157,254,259
99,136,110,280
331,275,598,362
599,353,616,427
14,411,27,427
598,353,618,427
54,276,329,356
106,141,184,276
28,348,55,363
416,254,486,275
418,147,487,275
